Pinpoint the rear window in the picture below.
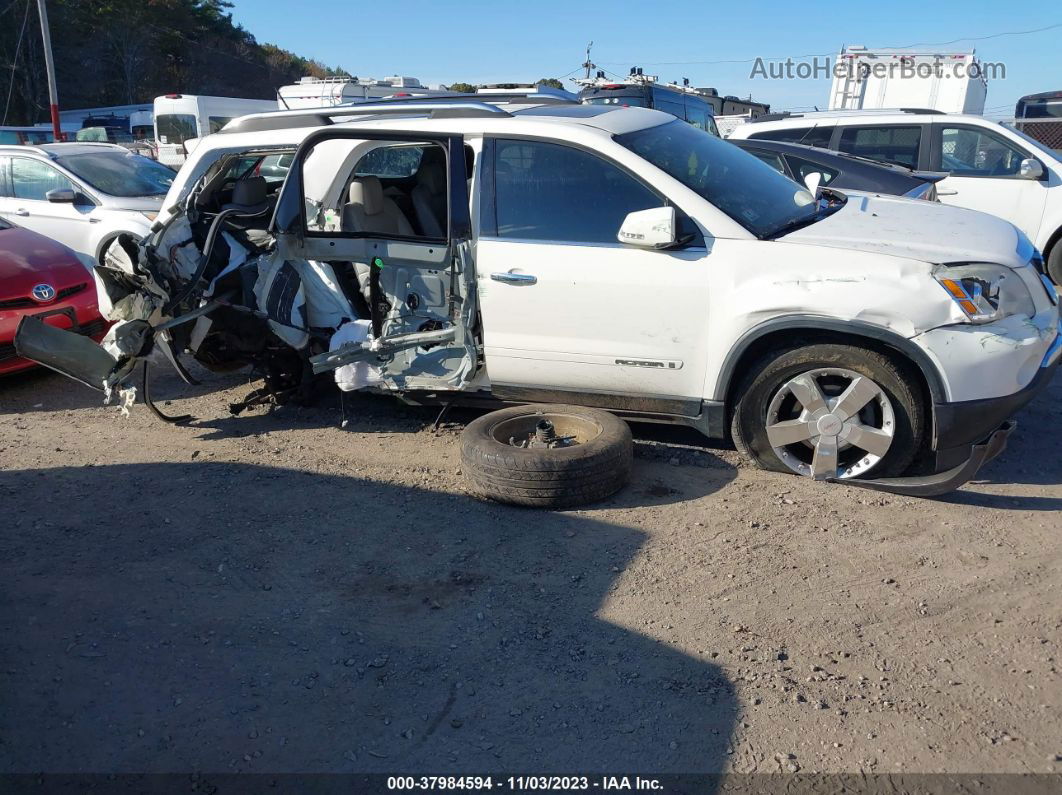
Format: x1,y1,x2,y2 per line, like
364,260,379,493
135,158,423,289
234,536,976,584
156,114,197,145
1018,98,1062,119
836,125,922,168
750,126,834,148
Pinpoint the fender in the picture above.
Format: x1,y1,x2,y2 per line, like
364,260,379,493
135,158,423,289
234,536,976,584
712,314,949,405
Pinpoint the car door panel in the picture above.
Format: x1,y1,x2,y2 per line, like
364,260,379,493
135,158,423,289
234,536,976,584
5,157,97,261
274,131,478,391
474,137,712,403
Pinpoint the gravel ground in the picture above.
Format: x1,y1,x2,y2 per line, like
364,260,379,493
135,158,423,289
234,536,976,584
0,364,1059,776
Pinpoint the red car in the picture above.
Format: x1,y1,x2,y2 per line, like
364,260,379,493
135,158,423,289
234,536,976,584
0,217,107,376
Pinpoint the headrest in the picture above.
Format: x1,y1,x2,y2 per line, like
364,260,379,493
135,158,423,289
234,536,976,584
348,176,384,216
229,176,268,212
418,166,445,196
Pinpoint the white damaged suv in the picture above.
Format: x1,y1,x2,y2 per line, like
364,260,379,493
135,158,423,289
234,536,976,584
16,97,1061,497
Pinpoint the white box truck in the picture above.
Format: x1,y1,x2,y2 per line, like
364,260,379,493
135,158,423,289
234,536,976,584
828,46,987,114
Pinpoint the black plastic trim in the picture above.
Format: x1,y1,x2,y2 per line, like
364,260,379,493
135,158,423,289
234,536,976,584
713,315,948,405
934,361,1056,449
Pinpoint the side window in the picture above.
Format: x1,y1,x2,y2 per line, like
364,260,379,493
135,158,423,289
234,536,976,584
684,97,710,131
652,88,686,121
11,157,73,201
0,131,18,145
786,156,839,186
492,139,663,245
939,127,1026,177
0,156,10,196
208,116,232,134
354,144,426,178
746,149,787,176
751,126,834,148
837,125,921,168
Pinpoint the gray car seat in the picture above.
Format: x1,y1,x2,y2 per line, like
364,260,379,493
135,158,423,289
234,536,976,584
342,176,414,236
411,150,447,237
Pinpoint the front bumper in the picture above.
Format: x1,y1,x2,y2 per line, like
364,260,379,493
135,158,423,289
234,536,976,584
831,314,1060,497
1,303,107,376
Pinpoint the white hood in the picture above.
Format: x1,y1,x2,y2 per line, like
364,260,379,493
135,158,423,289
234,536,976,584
780,193,1035,269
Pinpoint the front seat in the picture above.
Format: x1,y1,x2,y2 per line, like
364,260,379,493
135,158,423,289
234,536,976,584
342,176,414,236
411,150,447,237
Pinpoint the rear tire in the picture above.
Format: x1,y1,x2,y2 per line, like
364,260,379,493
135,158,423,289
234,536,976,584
460,404,632,508
730,343,925,480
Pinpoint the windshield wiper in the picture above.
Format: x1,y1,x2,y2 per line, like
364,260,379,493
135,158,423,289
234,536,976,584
765,194,846,240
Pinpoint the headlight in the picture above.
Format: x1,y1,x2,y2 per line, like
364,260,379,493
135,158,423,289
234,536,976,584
139,211,158,222
933,263,1036,324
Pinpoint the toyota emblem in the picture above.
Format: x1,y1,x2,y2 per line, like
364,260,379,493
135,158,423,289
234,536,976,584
31,284,56,303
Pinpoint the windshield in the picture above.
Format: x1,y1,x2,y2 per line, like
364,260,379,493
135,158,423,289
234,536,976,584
156,113,197,146
999,121,1062,160
617,119,819,237
55,151,175,197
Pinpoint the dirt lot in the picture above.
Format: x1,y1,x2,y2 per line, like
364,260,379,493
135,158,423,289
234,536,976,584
1,363,1059,776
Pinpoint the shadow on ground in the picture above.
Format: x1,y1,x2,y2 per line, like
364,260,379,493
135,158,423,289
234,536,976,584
0,462,737,775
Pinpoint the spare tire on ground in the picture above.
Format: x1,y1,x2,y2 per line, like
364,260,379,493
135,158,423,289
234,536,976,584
460,404,633,509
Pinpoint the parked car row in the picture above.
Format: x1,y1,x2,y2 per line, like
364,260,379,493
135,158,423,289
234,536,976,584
727,109,1062,284
10,94,1058,503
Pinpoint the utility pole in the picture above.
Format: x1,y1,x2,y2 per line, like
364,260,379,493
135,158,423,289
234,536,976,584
582,41,595,80
36,0,61,139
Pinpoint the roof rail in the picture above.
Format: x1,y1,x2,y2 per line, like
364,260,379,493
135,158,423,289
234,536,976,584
751,107,948,123
220,99,512,135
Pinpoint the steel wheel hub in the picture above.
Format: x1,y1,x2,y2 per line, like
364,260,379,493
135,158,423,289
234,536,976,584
765,368,896,480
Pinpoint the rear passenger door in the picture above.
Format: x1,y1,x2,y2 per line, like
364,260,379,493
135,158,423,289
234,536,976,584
474,137,712,411
272,131,479,391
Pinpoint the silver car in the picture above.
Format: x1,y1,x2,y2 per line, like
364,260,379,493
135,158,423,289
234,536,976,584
0,142,175,268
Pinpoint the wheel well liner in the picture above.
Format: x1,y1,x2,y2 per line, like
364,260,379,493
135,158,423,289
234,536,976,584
715,317,947,410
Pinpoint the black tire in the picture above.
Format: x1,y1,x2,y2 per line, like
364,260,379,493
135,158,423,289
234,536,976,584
730,343,925,480
1047,242,1062,288
460,404,633,508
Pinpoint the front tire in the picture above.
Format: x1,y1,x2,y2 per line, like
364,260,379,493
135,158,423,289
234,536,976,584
730,344,925,480
1047,242,1062,288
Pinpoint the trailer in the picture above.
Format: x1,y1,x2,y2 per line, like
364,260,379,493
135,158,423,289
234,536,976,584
276,75,450,110
828,46,987,114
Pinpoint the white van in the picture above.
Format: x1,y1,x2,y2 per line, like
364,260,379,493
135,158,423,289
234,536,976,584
729,109,1062,284
153,94,277,169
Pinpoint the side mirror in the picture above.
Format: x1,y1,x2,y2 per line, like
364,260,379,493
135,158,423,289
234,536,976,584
803,170,823,195
45,188,76,203
1019,158,1044,180
617,206,677,249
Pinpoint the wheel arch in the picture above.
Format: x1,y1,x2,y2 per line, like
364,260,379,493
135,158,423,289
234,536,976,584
715,316,947,416
1042,224,1062,276
94,229,145,266
94,232,122,265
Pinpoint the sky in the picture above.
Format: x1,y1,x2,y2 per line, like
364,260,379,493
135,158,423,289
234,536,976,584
230,0,1061,117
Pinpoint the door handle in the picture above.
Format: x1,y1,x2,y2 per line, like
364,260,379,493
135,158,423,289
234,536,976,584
490,271,537,285
936,188,958,196
15,208,29,216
